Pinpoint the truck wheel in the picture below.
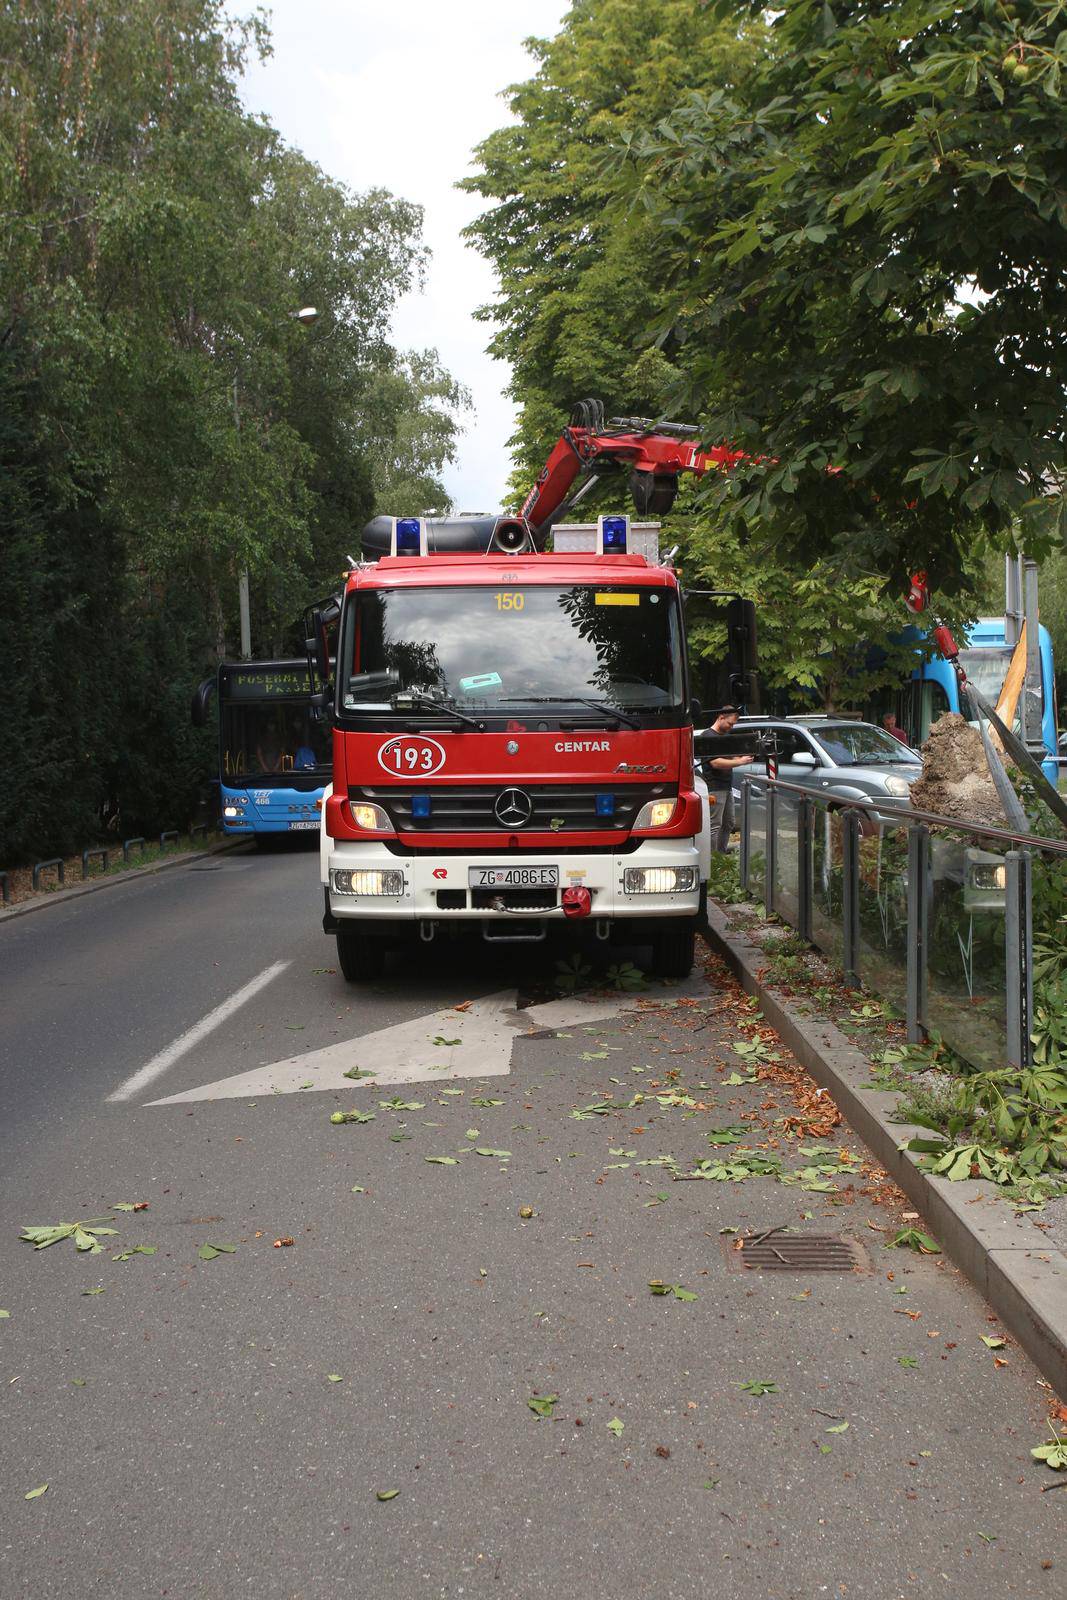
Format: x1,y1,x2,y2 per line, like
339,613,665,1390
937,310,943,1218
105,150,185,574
336,930,386,983
650,920,695,980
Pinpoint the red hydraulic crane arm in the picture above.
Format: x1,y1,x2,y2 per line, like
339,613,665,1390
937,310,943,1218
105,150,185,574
520,399,744,539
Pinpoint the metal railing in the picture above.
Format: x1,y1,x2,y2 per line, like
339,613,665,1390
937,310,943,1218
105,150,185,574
737,777,1067,1071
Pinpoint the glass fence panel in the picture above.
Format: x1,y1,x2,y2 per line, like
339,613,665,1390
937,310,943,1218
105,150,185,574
855,816,909,1018
773,790,800,929
745,782,766,899
924,834,1008,1070
1031,847,1067,1070
810,802,844,968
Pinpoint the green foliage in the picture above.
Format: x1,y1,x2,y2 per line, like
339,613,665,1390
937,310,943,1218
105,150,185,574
0,1,464,861
618,0,1067,589
462,0,767,503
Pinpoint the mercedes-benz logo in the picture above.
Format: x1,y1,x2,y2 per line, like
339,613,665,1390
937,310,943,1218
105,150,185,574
494,787,533,828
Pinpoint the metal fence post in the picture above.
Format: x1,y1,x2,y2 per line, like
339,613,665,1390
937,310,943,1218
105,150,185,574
906,825,928,1045
765,783,777,919
739,780,750,894
1005,849,1033,1069
841,809,861,987
797,796,813,943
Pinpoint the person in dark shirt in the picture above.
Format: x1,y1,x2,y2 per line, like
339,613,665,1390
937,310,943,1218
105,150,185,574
703,706,751,850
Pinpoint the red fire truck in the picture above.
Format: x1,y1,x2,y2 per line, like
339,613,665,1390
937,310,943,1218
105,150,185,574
307,406,755,983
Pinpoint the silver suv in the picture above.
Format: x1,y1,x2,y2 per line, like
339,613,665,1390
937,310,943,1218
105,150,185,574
721,716,923,813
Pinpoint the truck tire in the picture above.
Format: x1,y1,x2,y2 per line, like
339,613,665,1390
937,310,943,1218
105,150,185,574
650,920,695,980
336,930,386,983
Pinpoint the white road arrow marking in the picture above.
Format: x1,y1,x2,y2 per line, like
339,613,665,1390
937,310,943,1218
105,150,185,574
141,976,706,1106
108,961,291,1103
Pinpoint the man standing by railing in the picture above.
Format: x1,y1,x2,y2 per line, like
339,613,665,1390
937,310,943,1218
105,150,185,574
702,705,753,851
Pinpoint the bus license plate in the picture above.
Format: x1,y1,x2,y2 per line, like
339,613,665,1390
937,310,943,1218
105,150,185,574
469,866,559,889
288,820,318,831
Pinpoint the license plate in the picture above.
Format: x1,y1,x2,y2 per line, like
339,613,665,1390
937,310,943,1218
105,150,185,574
468,865,559,888
288,820,318,831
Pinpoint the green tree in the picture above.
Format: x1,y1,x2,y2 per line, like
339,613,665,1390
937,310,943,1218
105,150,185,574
462,0,767,501
0,1,464,859
619,0,1067,591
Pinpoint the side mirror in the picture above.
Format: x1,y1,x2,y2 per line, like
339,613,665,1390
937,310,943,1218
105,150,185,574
191,677,214,728
792,750,817,767
690,697,703,727
725,597,758,674
305,609,331,689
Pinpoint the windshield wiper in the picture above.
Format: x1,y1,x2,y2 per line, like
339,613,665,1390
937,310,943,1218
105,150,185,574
392,691,485,731
497,695,640,729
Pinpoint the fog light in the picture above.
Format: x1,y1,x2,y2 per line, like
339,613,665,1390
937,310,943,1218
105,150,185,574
350,802,390,831
623,866,697,894
634,797,679,829
331,868,405,897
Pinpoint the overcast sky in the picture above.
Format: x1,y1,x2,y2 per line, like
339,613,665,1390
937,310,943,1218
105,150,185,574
237,1,569,514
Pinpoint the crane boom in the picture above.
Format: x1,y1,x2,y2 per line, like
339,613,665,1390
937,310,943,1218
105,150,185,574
520,399,743,539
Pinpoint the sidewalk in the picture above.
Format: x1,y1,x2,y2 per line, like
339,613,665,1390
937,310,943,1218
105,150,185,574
703,896,1067,1399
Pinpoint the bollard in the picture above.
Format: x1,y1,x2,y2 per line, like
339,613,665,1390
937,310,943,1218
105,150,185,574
159,830,179,849
122,837,146,864
82,847,109,880
32,858,65,890
190,823,208,842
0,870,9,904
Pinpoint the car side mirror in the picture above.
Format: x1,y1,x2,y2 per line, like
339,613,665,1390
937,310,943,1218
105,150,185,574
792,750,817,767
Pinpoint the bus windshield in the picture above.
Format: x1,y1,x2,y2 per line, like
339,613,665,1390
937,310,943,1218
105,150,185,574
342,584,685,716
957,647,1043,733
218,663,330,781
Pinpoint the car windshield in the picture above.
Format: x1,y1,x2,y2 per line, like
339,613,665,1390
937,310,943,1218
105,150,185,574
812,723,919,766
341,584,684,717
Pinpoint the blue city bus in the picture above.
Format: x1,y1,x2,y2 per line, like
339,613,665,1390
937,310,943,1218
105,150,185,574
896,618,1058,783
192,659,331,838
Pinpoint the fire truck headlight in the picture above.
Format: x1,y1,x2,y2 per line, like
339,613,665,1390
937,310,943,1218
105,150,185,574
350,802,390,831
634,798,679,829
623,866,697,895
330,868,405,897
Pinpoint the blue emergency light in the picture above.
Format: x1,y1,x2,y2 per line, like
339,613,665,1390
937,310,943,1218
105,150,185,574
411,793,432,820
597,514,629,554
595,793,616,818
390,517,427,556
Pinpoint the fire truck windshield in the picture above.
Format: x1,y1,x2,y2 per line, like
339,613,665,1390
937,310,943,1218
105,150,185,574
341,585,684,719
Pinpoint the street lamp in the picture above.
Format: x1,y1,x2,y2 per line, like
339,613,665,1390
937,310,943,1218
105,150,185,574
237,307,320,659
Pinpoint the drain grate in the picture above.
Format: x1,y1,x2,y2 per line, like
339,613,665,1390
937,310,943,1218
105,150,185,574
736,1233,863,1273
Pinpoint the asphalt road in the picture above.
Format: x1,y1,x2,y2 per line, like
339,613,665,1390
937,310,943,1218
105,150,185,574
1,845,1064,1599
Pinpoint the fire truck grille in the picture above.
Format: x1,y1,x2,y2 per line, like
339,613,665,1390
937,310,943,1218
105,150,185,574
351,784,671,833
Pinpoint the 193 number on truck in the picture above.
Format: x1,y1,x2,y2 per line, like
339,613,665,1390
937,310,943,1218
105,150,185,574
377,736,446,776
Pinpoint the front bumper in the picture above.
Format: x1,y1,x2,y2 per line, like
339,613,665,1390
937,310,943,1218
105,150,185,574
324,837,701,923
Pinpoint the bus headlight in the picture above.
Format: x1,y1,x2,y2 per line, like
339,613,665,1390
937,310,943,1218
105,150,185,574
350,802,390,831
223,803,245,818
633,798,679,829
623,866,697,894
330,868,405,897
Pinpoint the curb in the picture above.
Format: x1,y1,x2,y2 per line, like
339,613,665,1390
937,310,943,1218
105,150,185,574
0,838,248,925
704,900,1067,1401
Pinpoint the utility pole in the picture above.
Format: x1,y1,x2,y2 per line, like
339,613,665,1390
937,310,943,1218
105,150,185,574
234,307,319,661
